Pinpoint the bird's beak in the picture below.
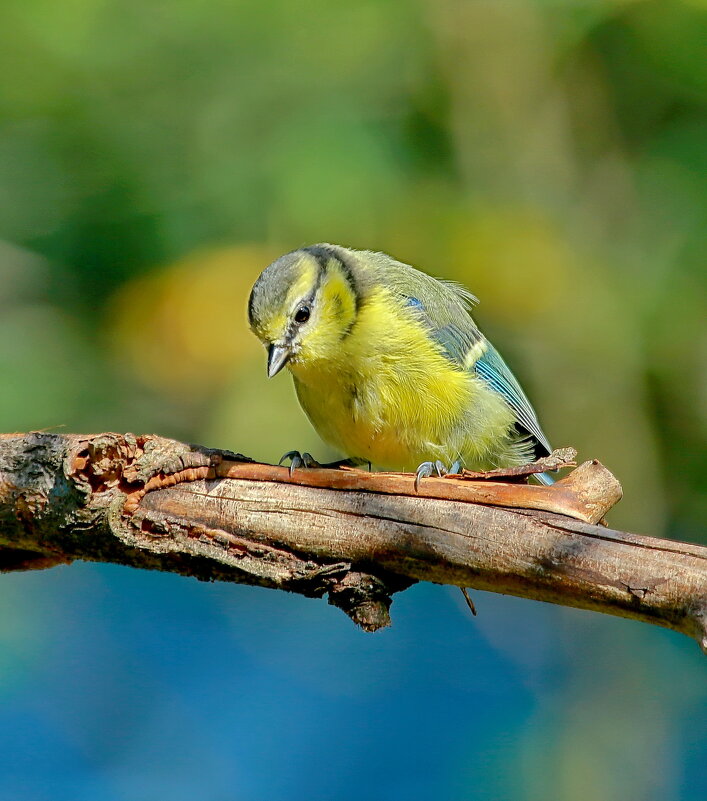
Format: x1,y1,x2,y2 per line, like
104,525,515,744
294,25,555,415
267,344,291,378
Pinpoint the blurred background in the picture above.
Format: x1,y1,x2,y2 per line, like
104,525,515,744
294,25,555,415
1,0,705,798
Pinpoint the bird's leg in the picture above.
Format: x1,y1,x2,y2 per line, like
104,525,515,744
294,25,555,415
278,451,365,477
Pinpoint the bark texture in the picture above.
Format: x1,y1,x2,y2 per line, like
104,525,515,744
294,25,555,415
1,432,705,651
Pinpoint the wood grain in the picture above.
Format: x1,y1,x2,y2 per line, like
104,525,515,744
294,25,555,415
1,432,705,649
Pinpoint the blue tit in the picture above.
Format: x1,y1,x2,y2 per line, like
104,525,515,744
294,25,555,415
248,243,553,484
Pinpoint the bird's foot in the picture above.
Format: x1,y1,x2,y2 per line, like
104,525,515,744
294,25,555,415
278,451,367,477
278,450,320,476
414,460,462,492
414,460,442,490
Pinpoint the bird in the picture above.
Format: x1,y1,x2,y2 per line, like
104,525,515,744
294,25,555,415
247,243,553,485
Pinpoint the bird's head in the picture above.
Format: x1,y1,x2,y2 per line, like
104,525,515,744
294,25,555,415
248,245,361,376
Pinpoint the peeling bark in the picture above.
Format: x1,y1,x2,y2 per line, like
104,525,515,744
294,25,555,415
1,432,705,649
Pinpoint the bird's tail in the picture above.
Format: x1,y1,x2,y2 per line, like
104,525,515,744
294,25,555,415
535,471,555,486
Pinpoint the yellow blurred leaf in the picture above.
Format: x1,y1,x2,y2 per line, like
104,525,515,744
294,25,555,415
107,244,278,393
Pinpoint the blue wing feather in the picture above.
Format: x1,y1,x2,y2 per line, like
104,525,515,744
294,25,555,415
474,344,552,455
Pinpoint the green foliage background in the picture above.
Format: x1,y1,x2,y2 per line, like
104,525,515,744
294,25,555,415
1,1,705,799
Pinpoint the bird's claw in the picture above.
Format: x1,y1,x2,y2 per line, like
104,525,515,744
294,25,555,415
414,459,462,491
414,460,442,491
278,450,321,476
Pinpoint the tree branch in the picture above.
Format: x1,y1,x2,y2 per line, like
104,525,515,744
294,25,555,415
1,432,705,651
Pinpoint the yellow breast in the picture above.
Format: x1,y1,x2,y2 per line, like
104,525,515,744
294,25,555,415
288,287,510,470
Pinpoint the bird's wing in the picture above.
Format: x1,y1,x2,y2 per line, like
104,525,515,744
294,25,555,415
376,256,551,455
364,251,551,454
473,343,551,455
